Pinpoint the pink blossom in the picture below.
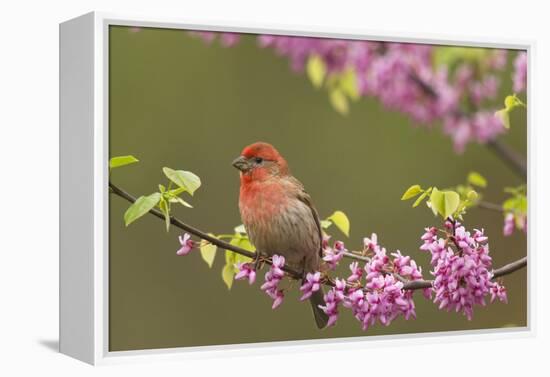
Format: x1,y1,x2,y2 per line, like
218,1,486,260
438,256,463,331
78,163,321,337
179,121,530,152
490,283,508,304
347,261,363,283
473,228,488,243
235,262,256,285
333,278,346,301
300,272,321,301
189,31,241,47
392,250,423,280
176,233,195,256
219,33,240,47
271,289,285,309
260,255,286,309
323,240,345,270
364,246,390,281
444,111,506,153
345,274,416,330
503,213,515,236
363,233,379,251
503,212,527,236
321,292,339,327
319,285,345,327
513,52,527,93
319,278,347,327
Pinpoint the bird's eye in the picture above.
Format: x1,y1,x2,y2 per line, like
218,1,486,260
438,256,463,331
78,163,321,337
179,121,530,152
254,157,263,164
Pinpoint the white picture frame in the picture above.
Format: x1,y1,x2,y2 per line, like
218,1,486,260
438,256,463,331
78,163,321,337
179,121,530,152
59,11,534,365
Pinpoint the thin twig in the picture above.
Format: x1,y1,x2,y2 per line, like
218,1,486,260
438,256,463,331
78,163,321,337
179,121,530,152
109,181,527,292
342,251,371,263
477,201,504,212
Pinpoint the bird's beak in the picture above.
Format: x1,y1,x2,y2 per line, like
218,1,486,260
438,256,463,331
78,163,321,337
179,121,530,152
232,156,251,172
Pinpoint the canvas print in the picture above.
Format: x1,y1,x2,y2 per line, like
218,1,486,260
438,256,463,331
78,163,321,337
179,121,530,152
108,26,528,351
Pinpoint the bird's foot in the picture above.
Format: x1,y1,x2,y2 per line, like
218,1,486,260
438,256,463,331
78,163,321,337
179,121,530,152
252,252,265,271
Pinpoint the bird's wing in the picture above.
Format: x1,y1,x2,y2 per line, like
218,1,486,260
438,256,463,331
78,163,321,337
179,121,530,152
287,176,323,258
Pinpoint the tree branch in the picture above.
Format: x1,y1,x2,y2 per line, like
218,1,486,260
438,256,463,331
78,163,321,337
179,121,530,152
402,256,527,290
109,181,527,292
410,71,527,180
487,139,527,180
110,181,303,279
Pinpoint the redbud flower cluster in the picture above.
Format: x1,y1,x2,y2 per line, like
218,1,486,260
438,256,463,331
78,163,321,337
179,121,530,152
260,255,286,309
318,278,346,327
257,37,509,153
420,222,507,320
191,32,512,153
319,235,424,329
179,222,510,330
346,236,422,329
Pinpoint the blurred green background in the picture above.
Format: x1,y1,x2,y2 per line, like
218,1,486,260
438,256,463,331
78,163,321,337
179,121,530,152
108,26,527,351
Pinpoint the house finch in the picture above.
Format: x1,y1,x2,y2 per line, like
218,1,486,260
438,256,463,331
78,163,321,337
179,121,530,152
232,142,329,328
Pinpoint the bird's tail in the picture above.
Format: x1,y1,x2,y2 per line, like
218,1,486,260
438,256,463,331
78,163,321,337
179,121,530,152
309,288,329,329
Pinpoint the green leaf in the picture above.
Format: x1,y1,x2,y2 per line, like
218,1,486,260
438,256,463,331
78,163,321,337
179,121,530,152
329,89,349,115
222,244,254,289
234,224,247,234
320,220,332,229
467,190,479,200
159,197,170,232
442,192,461,219
327,210,350,237
502,197,516,212
220,231,256,289
427,199,438,216
467,172,487,188
162,167,201,195
109,155,139,169
229,236,255,254
124,192,161,226
413,191,429,207
502,195,527,214
504,95,516,110
306,55,326,89
173,196,193,208
430,188,460,219
200,235,217,268
504,185,526,195
504,94,525,111
401,185,423,200
168,187,187,196
429,188,444,217
517,196,527,213
495,109,510,129
340,69,359,101
432,46,488,72
222,263,234,290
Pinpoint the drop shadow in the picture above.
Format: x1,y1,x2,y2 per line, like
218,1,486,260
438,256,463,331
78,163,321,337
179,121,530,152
38,339,59,353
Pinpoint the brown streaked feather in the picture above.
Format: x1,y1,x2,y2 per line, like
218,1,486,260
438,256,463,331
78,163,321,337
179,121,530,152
287,176,323,259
